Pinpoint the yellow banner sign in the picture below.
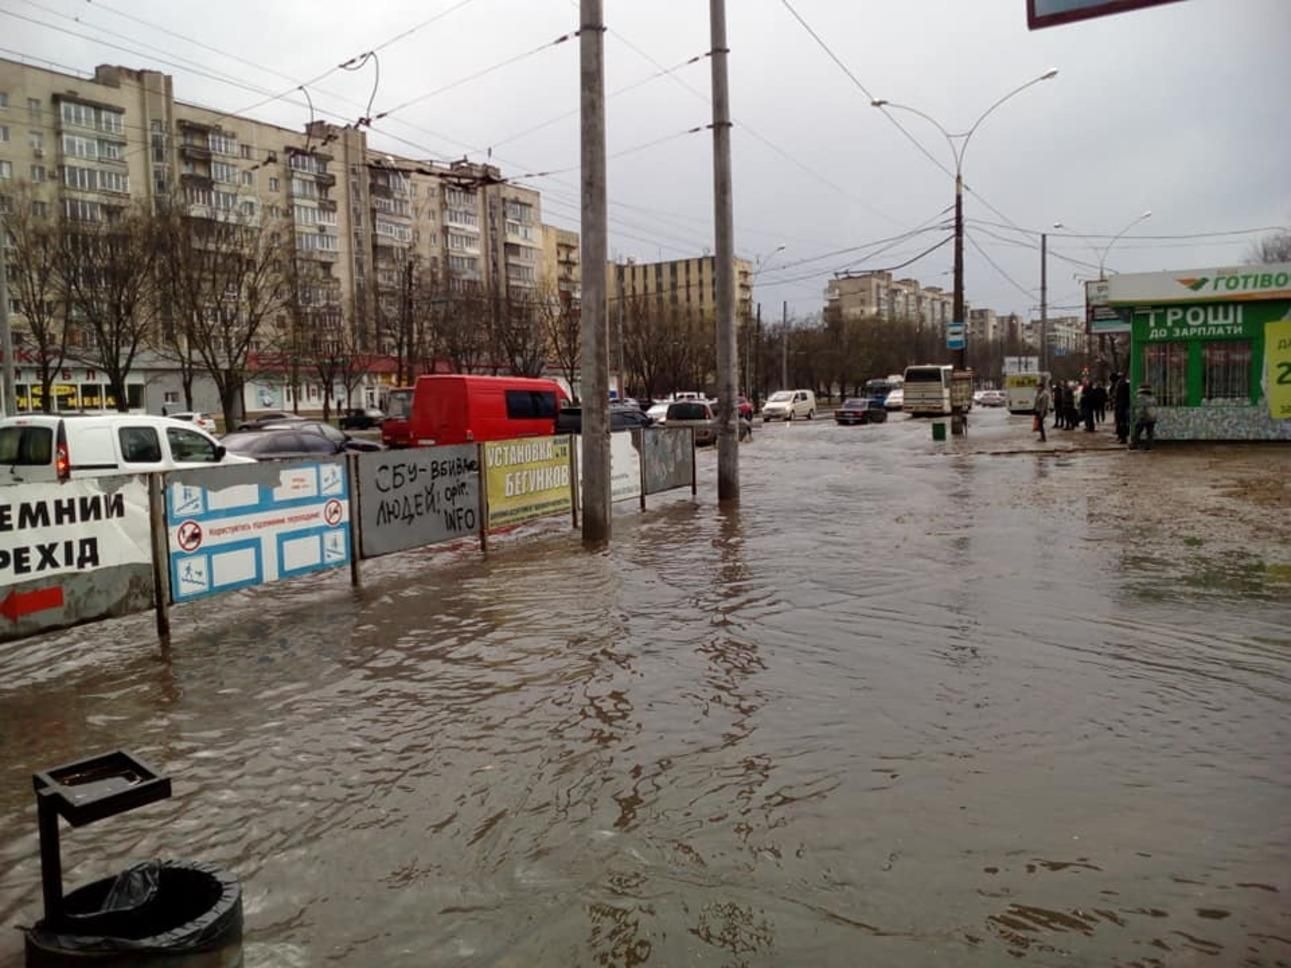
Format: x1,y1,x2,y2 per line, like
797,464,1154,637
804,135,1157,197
1266,320,1291,420
484,435,573,530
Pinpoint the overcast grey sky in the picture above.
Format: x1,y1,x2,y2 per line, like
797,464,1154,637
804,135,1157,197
6,0,1290,319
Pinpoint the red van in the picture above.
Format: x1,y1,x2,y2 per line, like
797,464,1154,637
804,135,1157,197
380,386,415,449
405,375,569,447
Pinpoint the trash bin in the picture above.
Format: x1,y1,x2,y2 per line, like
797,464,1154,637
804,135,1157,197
24,751,243,966
931,420,947,441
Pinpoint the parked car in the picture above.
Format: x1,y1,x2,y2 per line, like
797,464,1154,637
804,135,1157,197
236,411,307,432
555,404,655,434
169,411,217,434
761,389,817,422
884,387,905,411
645,400,671,423
220,429,348,461
261,421,384,453
662,400,716,446
834,398,888,425
0,414,251,483
405,374,569,447
339,407,385,431
979,389,1007,407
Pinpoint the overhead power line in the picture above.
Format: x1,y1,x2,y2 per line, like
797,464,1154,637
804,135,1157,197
966,232,1038,301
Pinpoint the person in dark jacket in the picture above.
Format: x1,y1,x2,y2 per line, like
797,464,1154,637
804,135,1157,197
1080,380,1096,431
1054,383,1067,429
1091,382,1107,424
1112,373,1132,443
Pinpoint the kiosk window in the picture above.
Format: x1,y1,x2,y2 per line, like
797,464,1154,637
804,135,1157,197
1202,341,1251,403
1143,342,1188,406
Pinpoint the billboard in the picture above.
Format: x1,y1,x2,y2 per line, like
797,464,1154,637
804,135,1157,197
1028,0,1185,30
0,476,153,642
1106,263,1291,305
1085,278,1132,334
165,459,351,603
642,428,694,495
356,446,480,558
483,436,573,530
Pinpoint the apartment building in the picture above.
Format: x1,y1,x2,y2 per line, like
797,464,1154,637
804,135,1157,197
608,255,754,323
967,308,1001,344
541,224,580,310
0,57,576,413
824,271,955,328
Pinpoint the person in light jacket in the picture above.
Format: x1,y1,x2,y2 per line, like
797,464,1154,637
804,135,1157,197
1130,383,1158,450
1033,379,1051,444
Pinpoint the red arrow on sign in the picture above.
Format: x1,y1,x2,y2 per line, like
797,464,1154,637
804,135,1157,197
1,586,65,622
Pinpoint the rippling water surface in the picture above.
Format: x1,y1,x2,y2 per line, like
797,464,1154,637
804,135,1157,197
1,411,1288,966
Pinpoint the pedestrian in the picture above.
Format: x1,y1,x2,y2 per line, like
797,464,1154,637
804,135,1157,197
1080,380,1095,432
161,405,168,417
1130,382,1158,450
1033,378,1050,444
1092,382,1107,424
1063,382,1077,430
1054,382,1067,429
1112,373,1132,444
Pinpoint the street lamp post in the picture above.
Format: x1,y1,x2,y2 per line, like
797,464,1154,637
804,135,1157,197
871,69,1058,372
1097,210,1152,280
749,244,787,401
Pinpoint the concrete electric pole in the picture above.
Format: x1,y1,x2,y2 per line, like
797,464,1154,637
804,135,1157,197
579,0,611,543
1040,232,1048,372
0,233,14,416
710,0,738,503
780,300,788,390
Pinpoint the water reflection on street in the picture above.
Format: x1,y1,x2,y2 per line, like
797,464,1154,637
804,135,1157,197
1,409,1288,966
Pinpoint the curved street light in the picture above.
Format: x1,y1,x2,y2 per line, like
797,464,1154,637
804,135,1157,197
1098,210,1152,280
870,69,1058,370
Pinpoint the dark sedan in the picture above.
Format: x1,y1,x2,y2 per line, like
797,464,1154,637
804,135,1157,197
835,398,888,425
339,407,385,430
556,404,656,434
235,411,307,432
221,429,348,461
261,421,384,452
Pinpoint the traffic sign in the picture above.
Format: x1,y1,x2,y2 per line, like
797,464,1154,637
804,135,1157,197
946,321,966,350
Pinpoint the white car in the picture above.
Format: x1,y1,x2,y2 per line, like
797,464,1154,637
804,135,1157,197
0,414,253,484
170,411,217,434
761,389,817,421
884,387,905,411
979,389,1006,407
646,401,671,422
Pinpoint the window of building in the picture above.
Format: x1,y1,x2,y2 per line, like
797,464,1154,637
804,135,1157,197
208,132,237,155
163,390,180,405
0,160,14,180
1202,341,1251,404
0,194,10,214
0,93,7,108
27,130,42,152
290,176,317,199
100,111,123,136
1143,342,1188,407
26,97,39,118
241,170,253,186
63,198,100,221
239,200,256,217
212,160,238,183
62,134,97,159
213,190,237,211
31,200,48,219
268,176,280,192
239,144,252,160
30,164,44,182
99,140,122,161
448,254,476,274
0,125,9,143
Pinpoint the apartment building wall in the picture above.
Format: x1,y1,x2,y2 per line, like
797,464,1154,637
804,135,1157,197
824,271,954,327
541,224,581,306
607,255,753,322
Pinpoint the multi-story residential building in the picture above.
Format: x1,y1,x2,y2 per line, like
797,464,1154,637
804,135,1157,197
607,255,754,324
968,308,1001,344
541,224,581,310
0,57,577,414
824,271,955,328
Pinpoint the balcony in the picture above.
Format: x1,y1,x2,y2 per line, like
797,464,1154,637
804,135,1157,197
316,171,336,189
180,171,214,189
179,142,212,163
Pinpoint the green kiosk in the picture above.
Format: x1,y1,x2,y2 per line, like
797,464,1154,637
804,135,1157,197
1104,263,1291,441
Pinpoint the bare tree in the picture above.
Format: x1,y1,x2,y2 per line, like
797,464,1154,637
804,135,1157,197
539,278,580,398
59,203,160,411
308,313,372,422
4,187,69,412
1251,229,1291,264
438,282,490,374
493,291,548,377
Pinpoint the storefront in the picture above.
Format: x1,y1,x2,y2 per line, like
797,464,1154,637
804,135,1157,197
12,366,146,413
1107,263,1291,441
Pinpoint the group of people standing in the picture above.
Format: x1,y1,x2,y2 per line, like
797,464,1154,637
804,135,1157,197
1032,373,1156,448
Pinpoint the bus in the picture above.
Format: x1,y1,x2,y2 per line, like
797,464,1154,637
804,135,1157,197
1004,372,1051,415
901,365,971,416
863,378,896,407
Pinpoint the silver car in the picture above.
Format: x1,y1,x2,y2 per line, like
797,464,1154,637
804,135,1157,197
662,400,716,446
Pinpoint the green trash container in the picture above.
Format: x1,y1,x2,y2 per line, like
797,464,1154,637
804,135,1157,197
931,420,947,441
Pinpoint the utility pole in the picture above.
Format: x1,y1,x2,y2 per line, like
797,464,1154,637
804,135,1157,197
753,302,761,403
710,0,738,503
579,0,610,543
780,300,788,389
952,175,965,371
0,238,14,416
1039,232,1048,372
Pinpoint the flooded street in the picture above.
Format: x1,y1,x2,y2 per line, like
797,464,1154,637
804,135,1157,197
1,410,1288,966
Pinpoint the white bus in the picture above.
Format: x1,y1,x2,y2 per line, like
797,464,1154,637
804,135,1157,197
903,365,974,416
1005,372,1051,414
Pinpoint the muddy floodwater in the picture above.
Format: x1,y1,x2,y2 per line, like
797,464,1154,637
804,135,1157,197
1,410,1288,966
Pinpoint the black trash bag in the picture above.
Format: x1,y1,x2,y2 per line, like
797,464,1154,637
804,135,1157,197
26,859,242,956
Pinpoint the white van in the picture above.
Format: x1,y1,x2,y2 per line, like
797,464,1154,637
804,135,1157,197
761,389,817,422
0,414,252,484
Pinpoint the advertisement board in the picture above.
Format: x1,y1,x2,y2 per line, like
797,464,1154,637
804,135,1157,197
1107,263,1291,306
1086,278,1132,334
642,428,694,496
1265,320,1291,421
1028,0,1184,30
0,476,153,642
165,459,351,603
611,432,642,504
483,435,573,530
356,445,480,558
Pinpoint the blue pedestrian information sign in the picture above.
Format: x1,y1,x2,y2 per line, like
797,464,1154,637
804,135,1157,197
165,459,351,603
946,321,966,350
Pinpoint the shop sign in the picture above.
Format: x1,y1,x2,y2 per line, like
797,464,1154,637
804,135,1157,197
1109,262,1291,305
1135,300,1290,342
1266,320,1291,421
483,435,573,530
